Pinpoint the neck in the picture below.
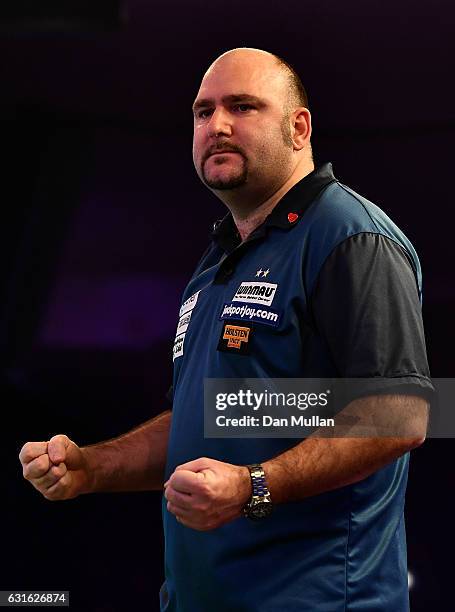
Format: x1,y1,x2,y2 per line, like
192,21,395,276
218,159,315,242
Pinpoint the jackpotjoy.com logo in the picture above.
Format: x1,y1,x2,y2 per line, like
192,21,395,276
220,302,280,327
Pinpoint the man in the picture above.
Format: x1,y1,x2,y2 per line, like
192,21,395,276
20,48,433,611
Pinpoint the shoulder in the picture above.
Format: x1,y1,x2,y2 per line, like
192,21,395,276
304,180,406,244
300,180,422,296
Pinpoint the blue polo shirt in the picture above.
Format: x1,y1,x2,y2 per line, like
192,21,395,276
161,163,433,611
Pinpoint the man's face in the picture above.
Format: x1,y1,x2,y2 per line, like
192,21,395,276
192,54,294,193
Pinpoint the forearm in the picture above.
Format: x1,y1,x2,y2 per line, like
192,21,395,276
81,409,171,494
262,436,414,504
262,395,428,504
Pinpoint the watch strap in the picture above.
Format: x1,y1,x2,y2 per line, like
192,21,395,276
247,464,270,497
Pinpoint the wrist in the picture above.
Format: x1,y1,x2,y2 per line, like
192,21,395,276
262,458,294,505
79,447,96,495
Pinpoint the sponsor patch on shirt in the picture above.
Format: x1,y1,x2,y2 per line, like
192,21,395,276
179,290,200,318
217,322,252,355
232,282,277,306
173,333,185,361
176,310,192,335
220,302,280,328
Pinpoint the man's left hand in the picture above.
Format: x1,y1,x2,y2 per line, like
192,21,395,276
164,457,251,531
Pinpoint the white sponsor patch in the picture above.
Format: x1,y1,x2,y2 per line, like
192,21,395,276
173,333,185,361
179,290,200,317
232,282,278,306
176,310,192,335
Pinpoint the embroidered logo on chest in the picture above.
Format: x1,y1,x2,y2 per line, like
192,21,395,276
232,282,277,306
173,333,185,361
173,290,201,361
217,322,252,355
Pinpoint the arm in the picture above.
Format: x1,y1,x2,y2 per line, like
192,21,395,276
164,394,428,530
262,393,428,503
82,409,171,493
19,409,172,500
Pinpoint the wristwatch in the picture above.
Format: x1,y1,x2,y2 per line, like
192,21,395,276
243,464,273,520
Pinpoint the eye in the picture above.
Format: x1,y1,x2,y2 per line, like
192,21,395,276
233,104,254,113
197,109,213,119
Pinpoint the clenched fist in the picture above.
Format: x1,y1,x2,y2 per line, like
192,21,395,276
164,457,252,531
19,435,91,501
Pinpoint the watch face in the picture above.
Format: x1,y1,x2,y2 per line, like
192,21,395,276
250,501,273,519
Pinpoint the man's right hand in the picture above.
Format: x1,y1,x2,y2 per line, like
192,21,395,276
19,435,91,501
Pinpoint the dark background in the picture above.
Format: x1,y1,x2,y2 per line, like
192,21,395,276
1,1,454,610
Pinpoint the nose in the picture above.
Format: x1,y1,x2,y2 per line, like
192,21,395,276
207,107,233,138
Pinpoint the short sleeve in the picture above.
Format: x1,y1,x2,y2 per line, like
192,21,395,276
310,232,434,400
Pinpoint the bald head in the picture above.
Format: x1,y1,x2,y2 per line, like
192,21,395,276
205,48,309,113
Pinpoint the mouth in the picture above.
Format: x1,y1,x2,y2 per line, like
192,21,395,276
205,151,242,165
208,151,239,157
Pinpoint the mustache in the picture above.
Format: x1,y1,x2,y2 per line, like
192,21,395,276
203,143,246,164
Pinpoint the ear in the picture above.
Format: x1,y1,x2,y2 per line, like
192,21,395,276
292,107,312,151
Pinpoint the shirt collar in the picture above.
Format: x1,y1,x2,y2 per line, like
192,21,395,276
212,162,336,252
